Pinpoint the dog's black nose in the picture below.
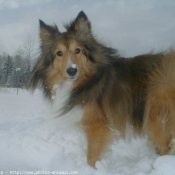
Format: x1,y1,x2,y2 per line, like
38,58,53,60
66,67,77,76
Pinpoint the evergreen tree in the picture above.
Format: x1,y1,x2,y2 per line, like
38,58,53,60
0,55,3,86
21,58,31,88
2,55,13,87
13,54,23,88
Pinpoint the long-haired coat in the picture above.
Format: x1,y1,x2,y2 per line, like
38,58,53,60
30,11,175,167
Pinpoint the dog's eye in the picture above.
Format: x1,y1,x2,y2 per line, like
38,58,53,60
56,51,63,57
74,48,81,54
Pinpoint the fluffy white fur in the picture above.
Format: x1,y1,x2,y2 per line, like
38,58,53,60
49,81,83,129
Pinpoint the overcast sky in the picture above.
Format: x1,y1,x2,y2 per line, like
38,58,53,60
0,0,175,58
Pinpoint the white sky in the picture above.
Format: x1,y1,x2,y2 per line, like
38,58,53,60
0,0,175,57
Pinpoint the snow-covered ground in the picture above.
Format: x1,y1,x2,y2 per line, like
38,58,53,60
0,88,175,175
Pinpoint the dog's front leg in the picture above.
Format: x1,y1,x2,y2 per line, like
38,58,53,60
81,103,112,167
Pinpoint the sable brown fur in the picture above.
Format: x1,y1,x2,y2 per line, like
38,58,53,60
30,11,175,167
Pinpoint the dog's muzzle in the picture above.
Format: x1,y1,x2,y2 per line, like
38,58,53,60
66,67,77,76
66,64,78,79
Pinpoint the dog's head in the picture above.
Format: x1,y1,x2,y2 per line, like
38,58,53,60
30,11,117,99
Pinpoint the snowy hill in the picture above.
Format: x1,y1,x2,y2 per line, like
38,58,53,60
0,89,175,175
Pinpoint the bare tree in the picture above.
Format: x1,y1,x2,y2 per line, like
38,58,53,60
23,35,35,60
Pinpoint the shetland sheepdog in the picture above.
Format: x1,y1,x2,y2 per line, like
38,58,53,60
30,11,175,167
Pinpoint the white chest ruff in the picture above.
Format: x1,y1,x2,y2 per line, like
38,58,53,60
50,81,83,128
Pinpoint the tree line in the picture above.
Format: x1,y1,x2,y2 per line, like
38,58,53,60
0,37,37,89
0,52,32,88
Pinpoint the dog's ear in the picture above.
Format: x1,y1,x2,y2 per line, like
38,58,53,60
39,19,60,44
73,11,91,35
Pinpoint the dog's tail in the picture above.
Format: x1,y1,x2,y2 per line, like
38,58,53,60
144,50,175,154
